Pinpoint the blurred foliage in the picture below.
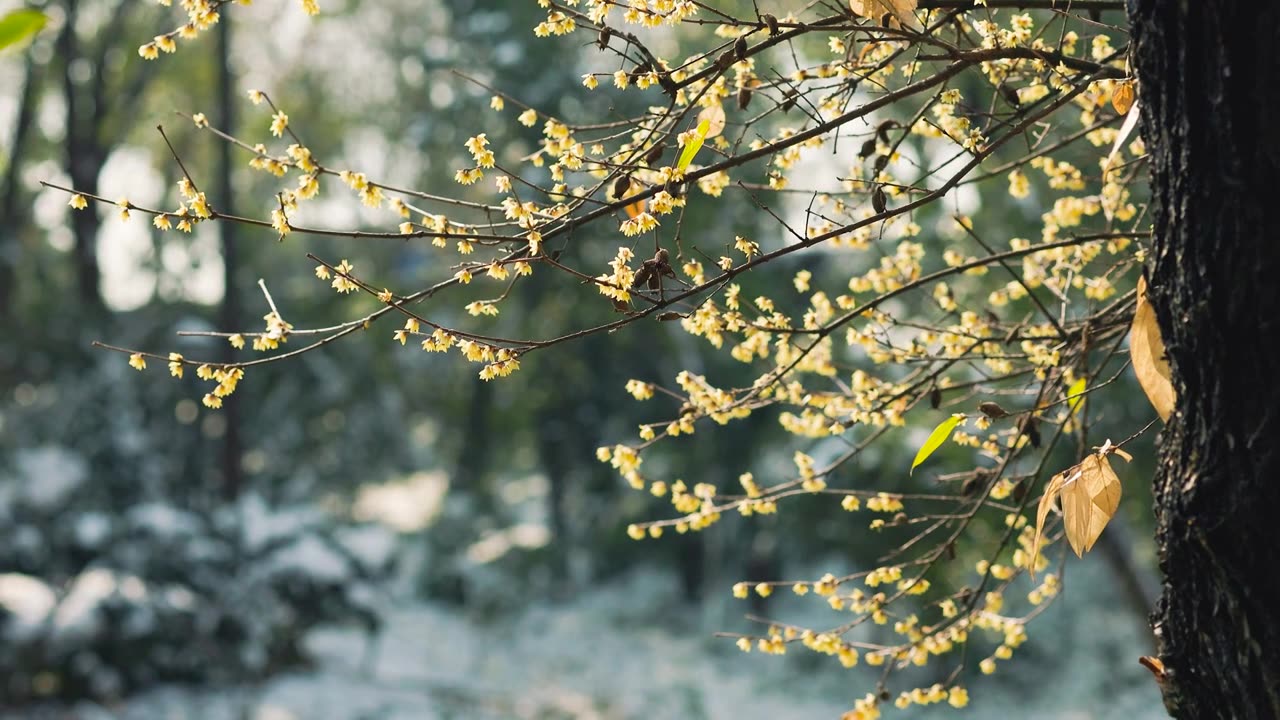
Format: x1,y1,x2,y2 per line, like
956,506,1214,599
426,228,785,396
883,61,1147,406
0,0,1159,706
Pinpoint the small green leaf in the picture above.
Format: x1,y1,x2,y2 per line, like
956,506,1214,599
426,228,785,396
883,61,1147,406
0,10,47,52
675,119,710,174
1066,376,1087,414
910,413,966,475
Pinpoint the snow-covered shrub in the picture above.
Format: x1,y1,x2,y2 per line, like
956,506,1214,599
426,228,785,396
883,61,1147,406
0,450,398,704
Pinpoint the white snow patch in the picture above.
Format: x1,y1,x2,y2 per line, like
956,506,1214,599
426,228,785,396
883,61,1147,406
0,574,56,639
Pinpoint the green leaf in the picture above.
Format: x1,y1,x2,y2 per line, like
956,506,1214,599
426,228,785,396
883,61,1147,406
1066,376,1087,414
675,119,710,174
910,413,965,475
0,9,47,52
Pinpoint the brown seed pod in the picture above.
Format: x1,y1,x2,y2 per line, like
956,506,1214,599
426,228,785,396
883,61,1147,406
871,186,887,214
1022,416,1041,448
1011,479,1028,503
859,137,878,159
734,35,748,61
781,88,798,112
978,401,1009,419
873,154,889,173
929,386,942,409
737,86,753,110
612,174,631,200
657,311,684,321
643,142,665,166
999,85,1021,109
875,119,897,143
597,26,612,51
762,13,779,36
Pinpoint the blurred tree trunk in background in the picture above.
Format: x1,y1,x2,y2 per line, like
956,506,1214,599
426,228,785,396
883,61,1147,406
215,16,243,500
59,0,103,314
0,55,41,320
1131,1,1280,717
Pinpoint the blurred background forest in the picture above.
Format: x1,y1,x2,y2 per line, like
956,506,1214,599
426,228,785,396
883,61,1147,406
1,1,1165,717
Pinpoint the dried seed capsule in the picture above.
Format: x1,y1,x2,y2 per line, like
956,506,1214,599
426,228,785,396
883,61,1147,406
612,174,631,200
762,13,779,36
859,137,878,159
978,401,1009,419
871,186,887,213
930,386,942,409
781,89,798,112
597,26,612,50
737,86,753,110
734,35,748,61
644,142,665,166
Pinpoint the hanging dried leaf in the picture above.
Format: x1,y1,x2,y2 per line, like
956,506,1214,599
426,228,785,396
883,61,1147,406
698,102,727,139
1062,453,1122,557
1131,276,1175,421
910,413,965,475
1103,99,1140,188
850,0,919,28
1031,470,1067,578
1112,80,1136,115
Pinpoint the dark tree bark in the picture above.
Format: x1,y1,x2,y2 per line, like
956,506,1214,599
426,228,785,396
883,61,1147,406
59,0,104,313
1130,1,1280,717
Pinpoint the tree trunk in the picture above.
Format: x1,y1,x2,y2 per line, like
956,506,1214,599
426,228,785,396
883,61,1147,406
1130,1,1280,717
59,0,104,313
215,16,243,501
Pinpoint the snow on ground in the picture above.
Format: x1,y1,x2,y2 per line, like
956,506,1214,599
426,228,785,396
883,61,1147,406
9,555,1167,720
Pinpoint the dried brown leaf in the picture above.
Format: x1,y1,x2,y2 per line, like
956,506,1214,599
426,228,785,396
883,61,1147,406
850,0,919,28
1131,276,1175,421
1062,454,1122,557
1030,471,1067,578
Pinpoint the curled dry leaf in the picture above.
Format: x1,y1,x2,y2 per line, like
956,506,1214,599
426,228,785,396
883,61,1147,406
849,0,920,29
1131,276,1175,421
1031,470,1067,577
1031,451,1125,573
1062,453,1122,557
697,102,727,139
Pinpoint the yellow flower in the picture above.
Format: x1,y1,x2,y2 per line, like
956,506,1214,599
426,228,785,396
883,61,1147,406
490,95,504,111
128,353,146,371
168,353,184,378
202,393,223,409
270,110,289,137
138,43,159,60
518,108,537,127
69,194,88,210
229,334,245,349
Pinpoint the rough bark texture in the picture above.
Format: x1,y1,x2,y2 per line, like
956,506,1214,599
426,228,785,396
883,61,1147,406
1130,1,1280,717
